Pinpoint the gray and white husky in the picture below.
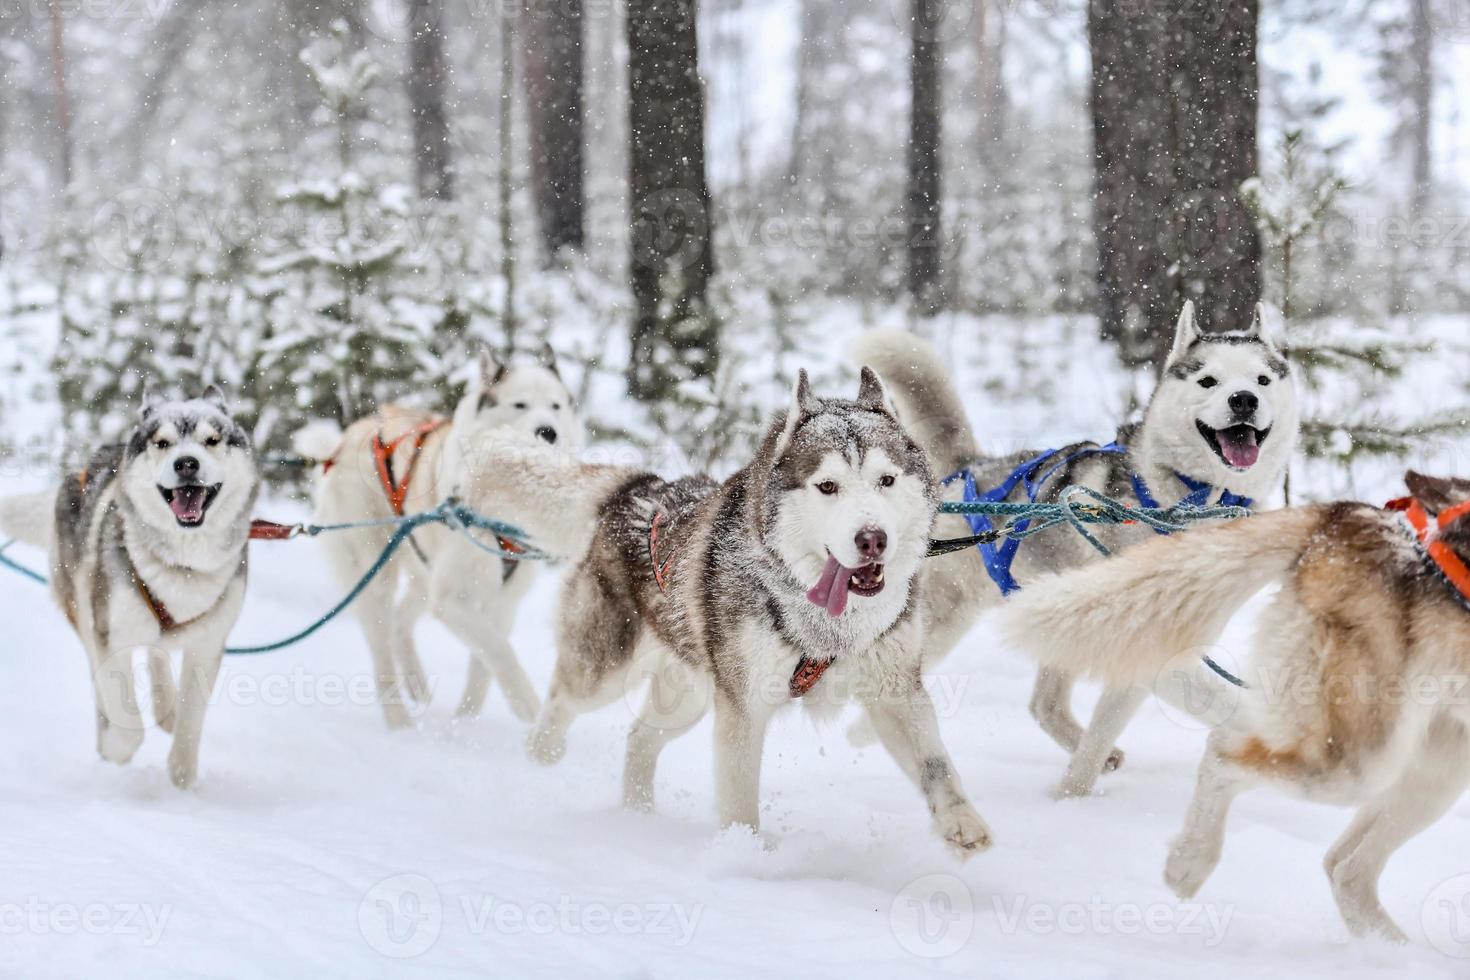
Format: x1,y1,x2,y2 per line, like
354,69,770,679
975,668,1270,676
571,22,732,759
855,302,1300,798
291,345,582,728
0,386,259,788
459,369,992,857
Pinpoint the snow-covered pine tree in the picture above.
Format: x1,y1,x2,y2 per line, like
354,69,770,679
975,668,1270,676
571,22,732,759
251,25,424,446
1243,127,1461,492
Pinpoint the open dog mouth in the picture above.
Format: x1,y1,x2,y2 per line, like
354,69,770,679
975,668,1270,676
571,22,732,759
806,555,886,617
1197,421,1271,471
158,484,221,526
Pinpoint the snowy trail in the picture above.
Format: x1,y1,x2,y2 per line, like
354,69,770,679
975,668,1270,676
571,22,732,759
2,520,1468,977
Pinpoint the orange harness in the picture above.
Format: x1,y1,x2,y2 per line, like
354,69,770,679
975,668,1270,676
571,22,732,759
372,419,448,517
1387,496,1470,606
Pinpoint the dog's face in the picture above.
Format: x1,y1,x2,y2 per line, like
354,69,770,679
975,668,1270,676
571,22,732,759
457,344,582,451
122,385,255,531
763,369,937,617
1147,302,1300,489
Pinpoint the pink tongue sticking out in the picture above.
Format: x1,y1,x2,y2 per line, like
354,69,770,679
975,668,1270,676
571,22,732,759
170,486,208,523
806,556,852,618
1217,427,1260,469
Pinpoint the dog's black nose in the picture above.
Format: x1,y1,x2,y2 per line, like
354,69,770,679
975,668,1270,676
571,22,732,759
855,528,887,562
535,426,558,444
1228,391,1259,419
174,456,200,479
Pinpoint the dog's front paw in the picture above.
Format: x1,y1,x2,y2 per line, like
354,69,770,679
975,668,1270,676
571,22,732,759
167,748,197,790
99,724,144,765
526,726,566,766
935,803,993,860
1164,837,1217,898
1103,747,1125,772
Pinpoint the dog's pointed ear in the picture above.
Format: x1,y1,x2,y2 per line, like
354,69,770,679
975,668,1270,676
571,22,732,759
1166,301,1201,364
775,370,817,455
1405,470,1470,514
1246,302,1280,347
855,366,888,413
140,380,164,417
199,384,228,412
478,346,507,387
537,341,561,378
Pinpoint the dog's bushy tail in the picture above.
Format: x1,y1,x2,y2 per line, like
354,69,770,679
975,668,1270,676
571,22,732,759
0,490,55,550
455,434,637,561
994,507,1324,686
290,421,345,467
851,330,979,478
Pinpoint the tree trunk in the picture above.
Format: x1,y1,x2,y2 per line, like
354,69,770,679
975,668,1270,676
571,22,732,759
977,0,1005,152
499,8,519,353
47,0,73,188
626,0,716,402
523,0,585,258
1408,0,1433,219
407,0,454,201
907,0,943,313
1090,0,1261,368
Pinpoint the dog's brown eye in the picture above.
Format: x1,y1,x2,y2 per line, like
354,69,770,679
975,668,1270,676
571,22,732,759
204,435,221,447
1198,376,1219,389
816,480,838,495
1257,375,1271,386
154,439,172,450
879,474,896,488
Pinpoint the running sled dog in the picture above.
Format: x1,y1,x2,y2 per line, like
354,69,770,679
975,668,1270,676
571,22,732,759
0,386,259,788
293,346,580,728
855,302,1300,797
995,471,1470,942
467,369,992,856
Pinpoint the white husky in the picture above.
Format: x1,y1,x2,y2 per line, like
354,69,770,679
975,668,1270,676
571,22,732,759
854,303,1300,796
0,386,259,788
293,346,582,728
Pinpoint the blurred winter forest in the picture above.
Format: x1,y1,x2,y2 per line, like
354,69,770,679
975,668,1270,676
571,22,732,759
0,0,1467,472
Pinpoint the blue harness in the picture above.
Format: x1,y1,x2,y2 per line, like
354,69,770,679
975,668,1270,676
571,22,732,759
946,445,1254,597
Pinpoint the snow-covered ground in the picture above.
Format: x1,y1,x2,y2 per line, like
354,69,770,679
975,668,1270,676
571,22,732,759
2,309,1469,976
2,532,1469,977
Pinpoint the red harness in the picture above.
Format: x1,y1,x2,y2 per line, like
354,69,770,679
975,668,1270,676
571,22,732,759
1387,496,1470,604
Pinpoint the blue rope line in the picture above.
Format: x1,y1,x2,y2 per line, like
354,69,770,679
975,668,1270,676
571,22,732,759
0,540,48,585
0,499,545,656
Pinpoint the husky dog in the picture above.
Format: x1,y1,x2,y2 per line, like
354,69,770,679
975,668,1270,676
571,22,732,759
854,302,1300,797
993,471,1470,942
461,369,991,856
293,345,581,729
0,386,258,788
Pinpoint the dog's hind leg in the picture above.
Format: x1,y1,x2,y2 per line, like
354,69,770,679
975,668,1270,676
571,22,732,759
624,649,710,811
147,647,176,734
1053,685,1146,799
862,684,993,858
1326,717,1470,941
359,574,415,729
1165,732,1256,899
458,661,492,718
90,643,147,764
1028,666,1083,752
528,571,641,765
392,585,432,706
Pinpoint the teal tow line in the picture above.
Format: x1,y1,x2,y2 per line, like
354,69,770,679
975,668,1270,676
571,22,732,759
0,498,546,656
929,484,1251,688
